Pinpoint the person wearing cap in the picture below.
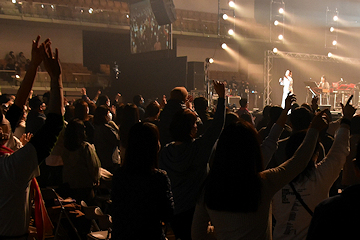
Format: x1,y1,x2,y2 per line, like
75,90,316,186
0,36,64,239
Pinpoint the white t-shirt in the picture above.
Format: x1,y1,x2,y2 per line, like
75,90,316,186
272,127,349,240
0,143,39,236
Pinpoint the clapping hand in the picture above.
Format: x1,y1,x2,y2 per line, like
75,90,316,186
42,40,61,79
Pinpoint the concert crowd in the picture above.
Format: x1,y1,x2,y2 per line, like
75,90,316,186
1,36,360,240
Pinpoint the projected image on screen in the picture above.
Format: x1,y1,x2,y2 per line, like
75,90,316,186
130,0,171,54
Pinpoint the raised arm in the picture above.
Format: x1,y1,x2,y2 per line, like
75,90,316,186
262,94,296,167
6,36,48,132
197,80,226,164
29,41,64,163
15,36,47,108
264,109,329,195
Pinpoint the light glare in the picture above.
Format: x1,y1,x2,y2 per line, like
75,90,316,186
279,8,284,14
228,29,234,35
221,43,228,49
278,34,284,40
229,1,235,8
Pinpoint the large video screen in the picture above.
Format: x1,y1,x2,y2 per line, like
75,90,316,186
130,0,171,54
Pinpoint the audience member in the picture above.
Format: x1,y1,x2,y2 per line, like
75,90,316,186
74,99,95,144
236,98,255,125
93,105,120,173
194,96,213,136
26,95,46,134
119,103,139,160
0,36,64,238
144,100,161,126
61,119,101,204
256,105,271,130
112,122,174,239
5,51,16,70
159,81,226,240
133,94,145,121
191,106,329,239
307,134,360,240
258,105,291,142
272,98,353,240
158,86,187,146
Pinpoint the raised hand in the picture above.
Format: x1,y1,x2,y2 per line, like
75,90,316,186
340,95,356,120
213,80,225,99
310,109,330,132
311,95,319,112
30,35,47,67
284,93,296,111
42,41,61,79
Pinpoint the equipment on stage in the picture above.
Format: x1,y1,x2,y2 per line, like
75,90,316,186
305,79,358,110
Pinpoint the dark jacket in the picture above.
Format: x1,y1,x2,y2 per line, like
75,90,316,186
111,168,174,240
307,184,360,240
159,98,225,215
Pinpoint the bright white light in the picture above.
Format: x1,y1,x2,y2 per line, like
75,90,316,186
333,16,338,21
51,4,54,9
222,13,228,20
209,58,214,64
41,4,44,8
328,52,332,57
229,1,235,8
279,8,284,14
221,43,228,49
278,34,284,40
11,0,16,4
330,27,335,32
89,8,93,14
126,14,129,18
274,20,279,26
273,48,278,53
332,40,337,46
15,75,20,79
228,29,234,35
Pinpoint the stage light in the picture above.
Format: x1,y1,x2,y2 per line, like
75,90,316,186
89,8,93,14
222,13,228,20
11,0,16,3
126,14,129,18
51,4,54,9
279,8,284,14
41,4,44,8
273,48,278,53
330,27,335,32
278,34,284,40
229,1,235,8
328,52,332,57
228,29,234,35
206,58,214,64
333,16,338,21
332,40,337,46
221,43,228,49
274,20,279,26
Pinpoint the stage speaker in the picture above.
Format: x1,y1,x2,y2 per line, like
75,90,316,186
150,0,177,25
187,62,205,91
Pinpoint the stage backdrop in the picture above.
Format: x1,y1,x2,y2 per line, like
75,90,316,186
112,56,188,104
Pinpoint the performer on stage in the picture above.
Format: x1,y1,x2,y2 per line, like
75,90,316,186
317,75,330,105
279,69,293,108
318,75,330,89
